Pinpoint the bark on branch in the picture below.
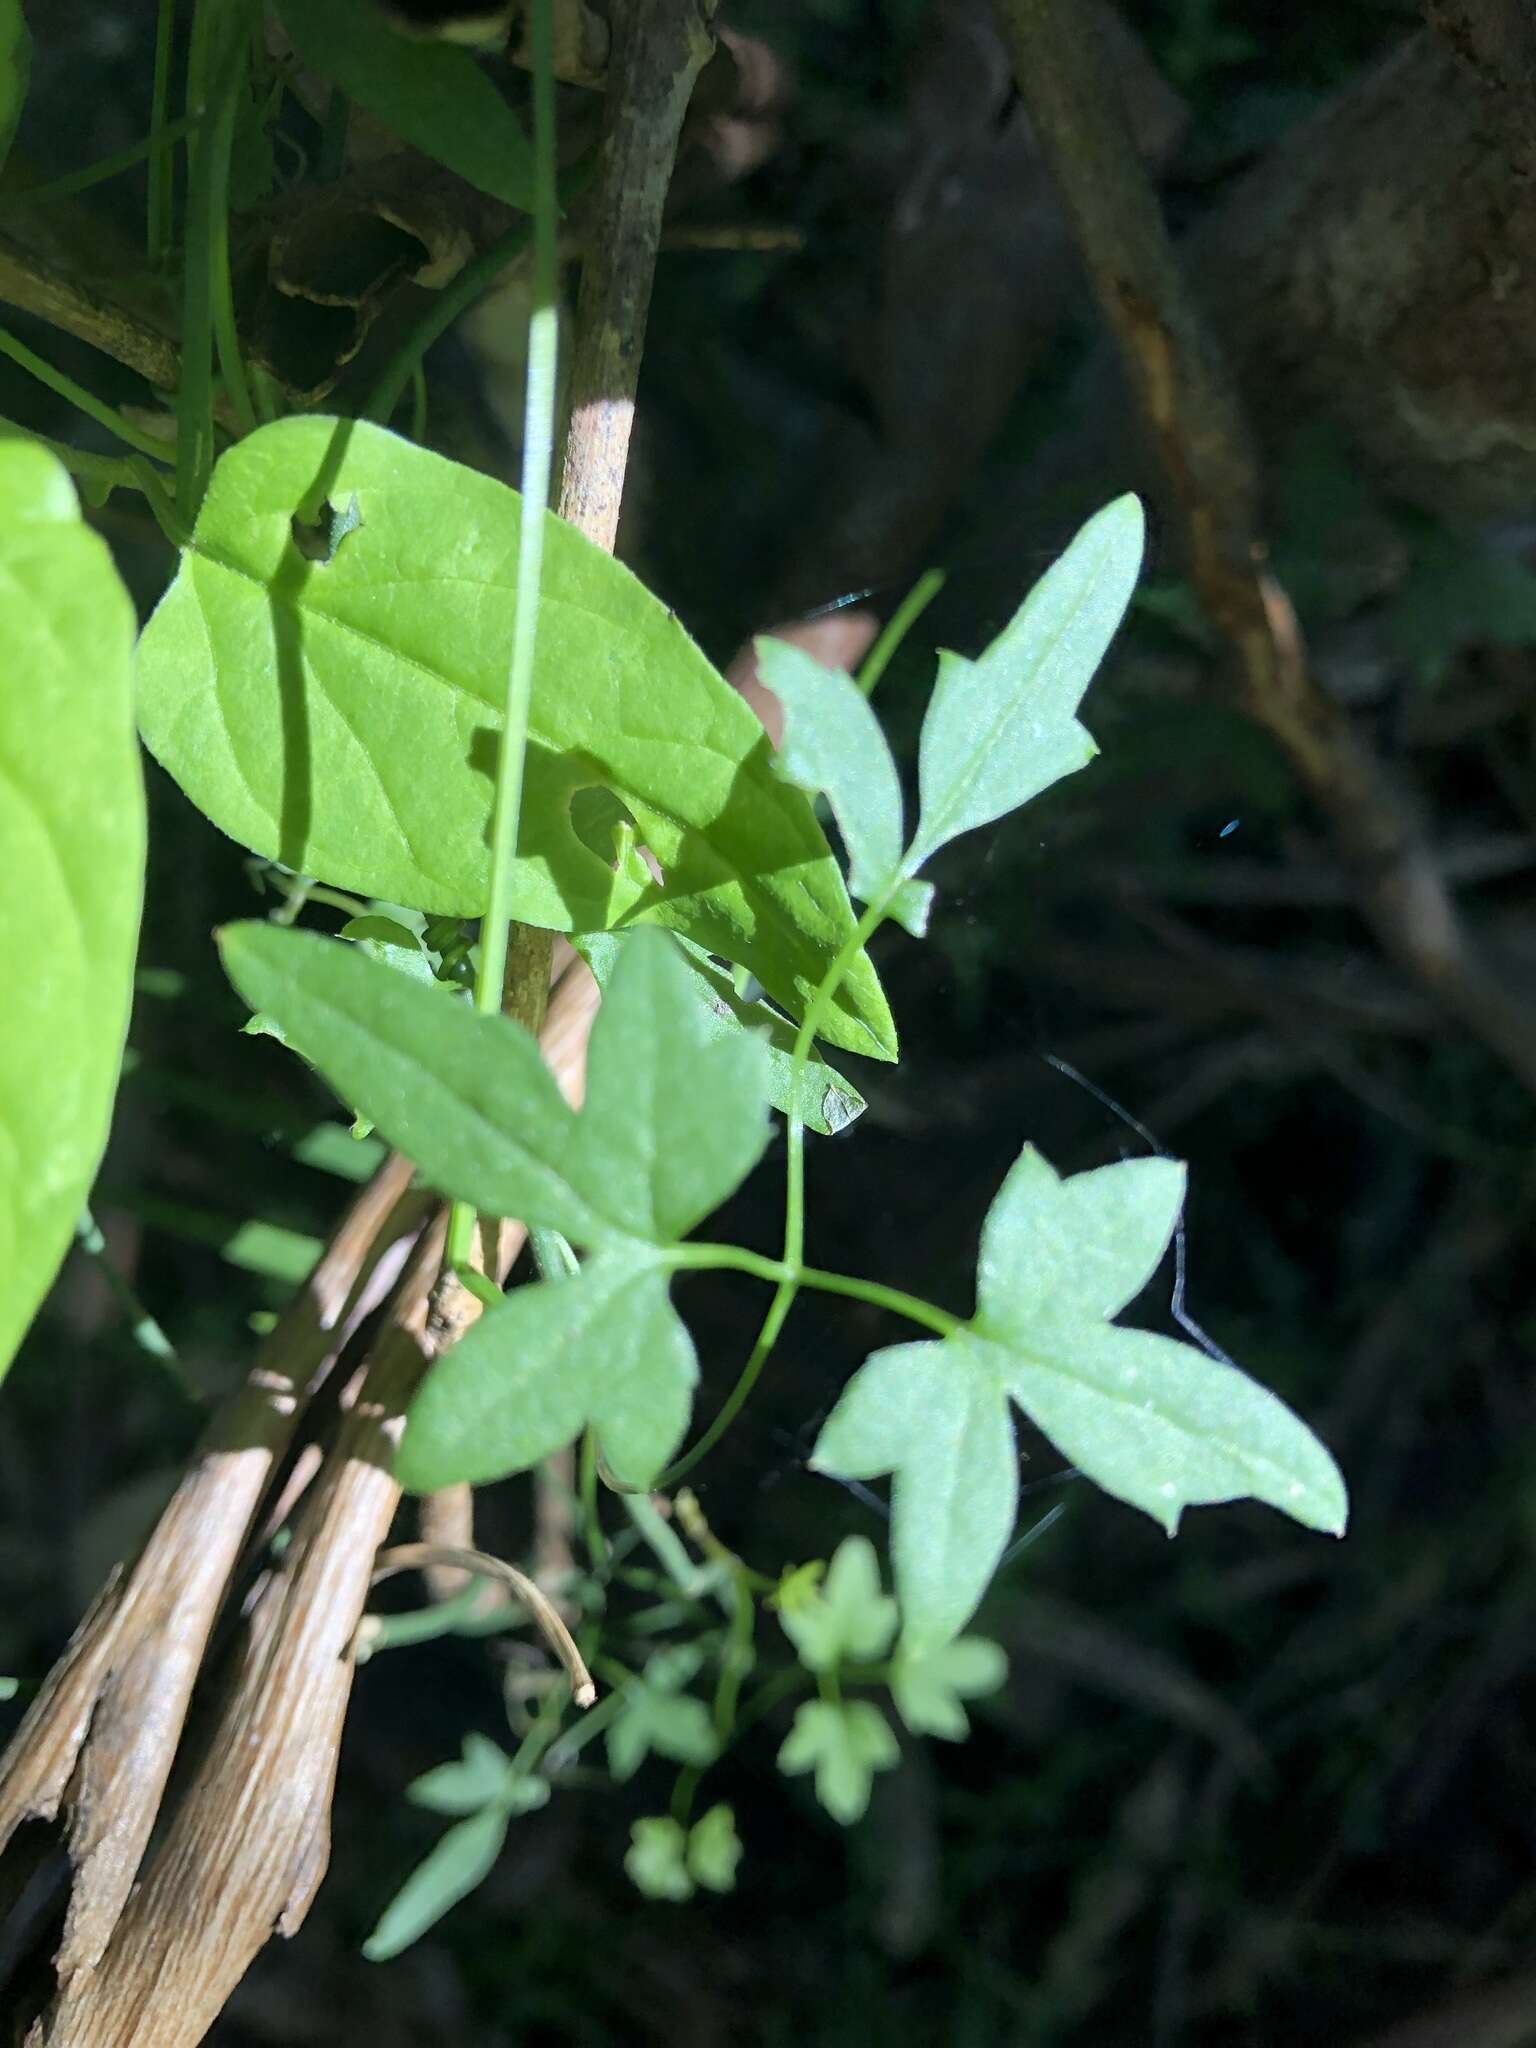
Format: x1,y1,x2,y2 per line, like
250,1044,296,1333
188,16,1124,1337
994,0,1536,1098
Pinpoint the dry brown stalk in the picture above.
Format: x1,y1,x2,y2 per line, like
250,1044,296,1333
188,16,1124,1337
994,0,1536,1099
0,1152,421,2008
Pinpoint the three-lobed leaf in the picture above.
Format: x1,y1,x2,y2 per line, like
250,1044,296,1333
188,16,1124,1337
276,0,535,208
907,495,1144,870
220,921,773,1491
777,1534,897,1673
777,1699,899,1825
397,1250,696,1493
0,441,144,1379
140,417,894,1061
888,1637,1008,1740
814,1143,1347,1651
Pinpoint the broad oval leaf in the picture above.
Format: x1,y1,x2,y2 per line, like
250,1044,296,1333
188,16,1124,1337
276,0,534,208
756,637,904,905
397,1251,695,1493
1004,1323,1347,1537
139,417,894,1061
0,440,144,1378
811,1338,1019,1655
908,494,1144,869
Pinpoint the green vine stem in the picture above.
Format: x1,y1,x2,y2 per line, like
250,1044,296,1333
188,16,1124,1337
147,0,178,264
0,329,175,462
658,895,894,1484
446,0,561,1280
857,566,944,697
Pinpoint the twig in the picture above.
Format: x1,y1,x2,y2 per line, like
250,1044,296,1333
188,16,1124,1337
0,1153,422,2008
364,1543,595,1705
994,0,1536,1099
558,0,719,552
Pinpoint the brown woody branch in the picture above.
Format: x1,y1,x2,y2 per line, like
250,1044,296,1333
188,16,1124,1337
993,0,1536,1099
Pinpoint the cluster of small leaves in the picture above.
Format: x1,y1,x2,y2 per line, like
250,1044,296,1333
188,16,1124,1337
774,1538,1006,1823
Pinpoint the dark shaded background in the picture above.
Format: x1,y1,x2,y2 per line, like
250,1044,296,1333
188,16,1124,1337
3,2,1535,2042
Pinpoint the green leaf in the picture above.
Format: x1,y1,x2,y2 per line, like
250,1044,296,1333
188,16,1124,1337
570,925,770,1244
363,1804,509,1961
407,1733,517,1816
907,495,1144,870
0,440,143,1379
0,0,28,173
814,1144,1347,1649
687,1803,742,1893
275,0,535,208
338,913,440,988
777,1699,899,1825
577,932,867,1138
625,1817,693,1902
221,922,771,1251
811,1339,1018,1655
139,418,894,1062
398,1248,696,1492
978,1147,1187,1331
606,1651,719,1782
777,1534,898,1672
757,638,904,906
888,1636,1008,1740
219,921,600,1245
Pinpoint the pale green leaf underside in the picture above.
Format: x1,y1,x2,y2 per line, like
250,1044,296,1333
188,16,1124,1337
811,1340,1019,1655
363,1805,508,1963
0,439,143,1379
813,1145,1347,1648
396,1251,696,1493
756,636,904,904
889,1636,1009,1740
910,494,1145,869
276,0,535,209
138,418,893,1061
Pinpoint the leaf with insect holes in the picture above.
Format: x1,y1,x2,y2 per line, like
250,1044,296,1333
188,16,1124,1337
575,931,866,1138
907,495,1144,871
814,1145,1347,1651
0,441,143,1382
777,1535,897,1673
888,1636,1008,1740
275,0,535,208
777,1699,899,1825
139,418,894,1062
